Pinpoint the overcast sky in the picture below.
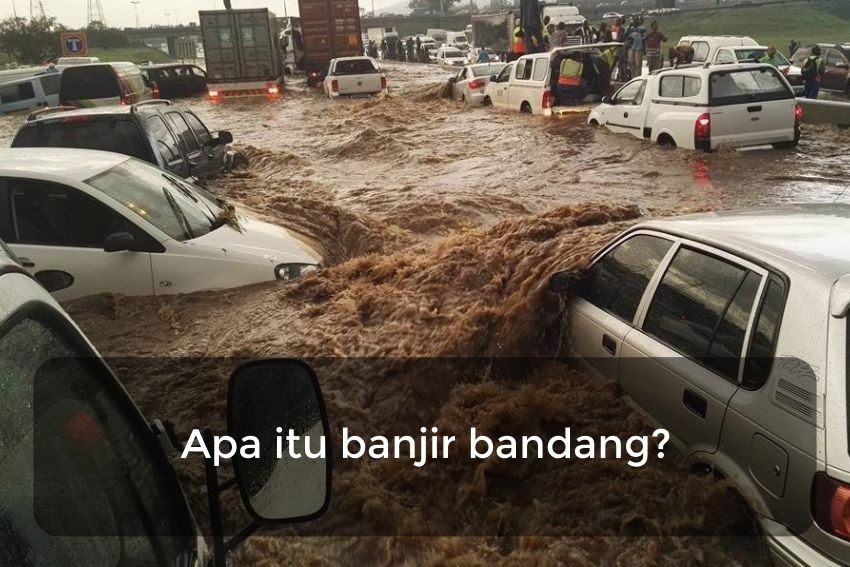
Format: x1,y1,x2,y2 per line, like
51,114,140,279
0,0,397,29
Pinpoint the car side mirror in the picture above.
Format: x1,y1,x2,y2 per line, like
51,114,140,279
103,231,136,253
490,74,498,82
34,270,74,292
216,130,233,145
227,359,330,522
549,269,584,293
602,95,613,104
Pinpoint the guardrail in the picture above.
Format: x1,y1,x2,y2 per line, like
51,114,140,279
798,98,850,127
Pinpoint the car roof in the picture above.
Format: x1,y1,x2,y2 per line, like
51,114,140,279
22,102,180,124
142,63,193,69
638,204,850,280
680,35,757,44
0,147,129,182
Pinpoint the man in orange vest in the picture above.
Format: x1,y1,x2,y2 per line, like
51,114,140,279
510,15,525,62
556,53,588,105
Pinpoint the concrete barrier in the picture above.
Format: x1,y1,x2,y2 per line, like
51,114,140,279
798,98,850,127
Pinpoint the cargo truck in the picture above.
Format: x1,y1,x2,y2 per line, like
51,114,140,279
199,8,283,98
470,12,517,61
299,0,364,87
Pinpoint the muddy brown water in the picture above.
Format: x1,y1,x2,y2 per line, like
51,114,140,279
3,62,849,564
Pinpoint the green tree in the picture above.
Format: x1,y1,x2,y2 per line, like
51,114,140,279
408,0,460,14
86,22,131,49
0,16,60,64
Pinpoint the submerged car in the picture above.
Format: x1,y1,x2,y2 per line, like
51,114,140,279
323,56,387,99
552,205,850,567
448,62,507,105
0,148,319,300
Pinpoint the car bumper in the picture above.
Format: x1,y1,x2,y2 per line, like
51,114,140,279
467,92,486,105
762,518,842,567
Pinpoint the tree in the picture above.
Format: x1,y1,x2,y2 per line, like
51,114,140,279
0,16,60,64
86,22,131,49
408,0,461,13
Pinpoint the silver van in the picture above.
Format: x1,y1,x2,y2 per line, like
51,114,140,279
0,73,60,115
553,205,850,566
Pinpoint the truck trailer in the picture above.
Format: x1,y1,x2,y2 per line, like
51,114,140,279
199,8,283,98
470,12,517,60
299,0,364,86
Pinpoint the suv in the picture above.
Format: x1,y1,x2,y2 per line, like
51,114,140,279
140,63,208,99
552,205,850,567
589,63,800,150
791,44,850,97
0,243,330,566
11,100,235,181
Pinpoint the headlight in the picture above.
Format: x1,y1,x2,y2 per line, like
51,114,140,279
275,263,318,281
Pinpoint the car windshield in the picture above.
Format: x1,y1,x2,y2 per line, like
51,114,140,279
13,119,154,163
334,59,378,75
444,50,464,58
736,48,789,64
85,159,229,241
472,64,506,77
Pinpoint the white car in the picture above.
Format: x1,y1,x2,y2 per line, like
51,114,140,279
0,148,320,300
449,63,507,105
323,57,387,98
712,45,804,95
483,43,623,115
588,63,800,151
677,35,759,64
434,47,468,67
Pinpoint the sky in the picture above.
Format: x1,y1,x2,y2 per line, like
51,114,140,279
0,0,404,29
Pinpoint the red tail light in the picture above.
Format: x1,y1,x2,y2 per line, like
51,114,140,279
208,89,221,98
542,89,553,110
331,79,339,93
694,112,711,150
468,79,485,90
151,81,160,97
812,473,850,541
267,85,280,95
794,103,803,126
380,76,387,90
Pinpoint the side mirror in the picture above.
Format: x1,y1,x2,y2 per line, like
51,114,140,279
602,95,613,104
103,231,136,253
216,130,234,145
34,270,74,292
490,74,498,82
549,269,583,293
228,359,330,522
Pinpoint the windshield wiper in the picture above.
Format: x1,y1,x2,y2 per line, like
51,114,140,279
162,187,195,240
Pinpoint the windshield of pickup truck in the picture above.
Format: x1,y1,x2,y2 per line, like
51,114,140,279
86,158,227,241
334,59,379,75
736,48,790,65
13,119,154,163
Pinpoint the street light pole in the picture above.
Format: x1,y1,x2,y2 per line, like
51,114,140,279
131,0,140,28
164,12,171,27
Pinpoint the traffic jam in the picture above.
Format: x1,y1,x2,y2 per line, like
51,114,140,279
0,0,849,565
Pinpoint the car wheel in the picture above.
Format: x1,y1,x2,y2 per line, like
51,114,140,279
461,94,466,104
589,119,600,128
483,96,492,107
520,101,531,114
657,134,677,148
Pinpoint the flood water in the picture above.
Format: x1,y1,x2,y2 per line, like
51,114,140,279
3,61,849,565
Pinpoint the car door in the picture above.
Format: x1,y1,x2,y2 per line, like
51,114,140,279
0,80,38,114
0,178,155,301
189,66,208,95
823,49,849,91
509,57,533,110
163,111,207,179
568,231,675,382
603,78,648,138
453,67,467,99
491,64,513,108
619,241,768,455
38,74,60,107
184,111,225,176
142,114,190,178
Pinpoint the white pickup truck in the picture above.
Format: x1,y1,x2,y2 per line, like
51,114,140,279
588,62,800,151
323,57,387,99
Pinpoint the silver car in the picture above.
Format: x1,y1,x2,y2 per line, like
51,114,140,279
449,63,507,106
553,205,850,566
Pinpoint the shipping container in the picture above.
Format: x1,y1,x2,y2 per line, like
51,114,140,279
298,0,363,86
199,8,283,97
471,13,516,59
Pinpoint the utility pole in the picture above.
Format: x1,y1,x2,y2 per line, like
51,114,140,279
131,0,140,27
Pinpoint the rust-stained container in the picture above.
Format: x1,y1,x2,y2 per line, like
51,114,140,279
298,0,363,86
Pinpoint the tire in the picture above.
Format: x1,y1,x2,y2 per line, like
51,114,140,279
520,101,531,114
461,94,466,104
657,134,677,148
483,96,492,107
589,119,600,128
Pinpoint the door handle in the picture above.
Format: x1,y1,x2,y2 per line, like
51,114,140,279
602,334,617,355
683,389,708,418
747,105,762,113
17,256,35,268
623,112,629,118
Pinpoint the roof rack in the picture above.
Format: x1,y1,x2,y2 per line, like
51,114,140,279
130,99,172,113
26,106,77,121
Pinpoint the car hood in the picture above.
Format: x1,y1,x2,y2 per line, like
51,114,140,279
191,214,320,266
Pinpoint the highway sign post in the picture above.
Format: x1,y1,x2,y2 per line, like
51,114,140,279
60,32,89,57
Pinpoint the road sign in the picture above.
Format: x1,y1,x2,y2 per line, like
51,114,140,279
60,32,89,57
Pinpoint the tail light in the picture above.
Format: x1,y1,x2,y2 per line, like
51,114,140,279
208,89,220,98
694,112,711,150
812,473,850,541
794,102,803,126
267,85,280,95
331,79,339,93
151,81,160,97
381,76,387,90
542,89,553,110
468,79,485,90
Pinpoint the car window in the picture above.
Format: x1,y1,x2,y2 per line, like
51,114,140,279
709,67,791,105
691,41,710,62
145,115,182,164
580,234,673,322
790,47,811,66
497,64,513,82
60,66,118,101
515,59,532,80
13,119,153,163
4,179,133,248
614,79,645,104
715,49,735,63
164,112,201,154
190,66,206,78
827,50,846,67
659,75,701,98
643,247,762,382
184,112,212,146
39,74,60,96
0,308,193,565
742,277,785,389
333,59,378,74
0,81,35,103
457,68,467,81
472,64,505,77
532,57,548,81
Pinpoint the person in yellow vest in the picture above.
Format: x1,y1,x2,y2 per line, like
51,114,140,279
557,52,588,105
511,17,525,62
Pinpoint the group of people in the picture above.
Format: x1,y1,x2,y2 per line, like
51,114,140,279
370,36,431,63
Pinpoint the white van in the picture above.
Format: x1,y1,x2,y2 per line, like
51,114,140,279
445,31,470,51
483,43,623,115
588,63,800,151
0,73,61,115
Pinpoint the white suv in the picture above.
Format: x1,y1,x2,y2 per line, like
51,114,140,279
588,63,800,151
